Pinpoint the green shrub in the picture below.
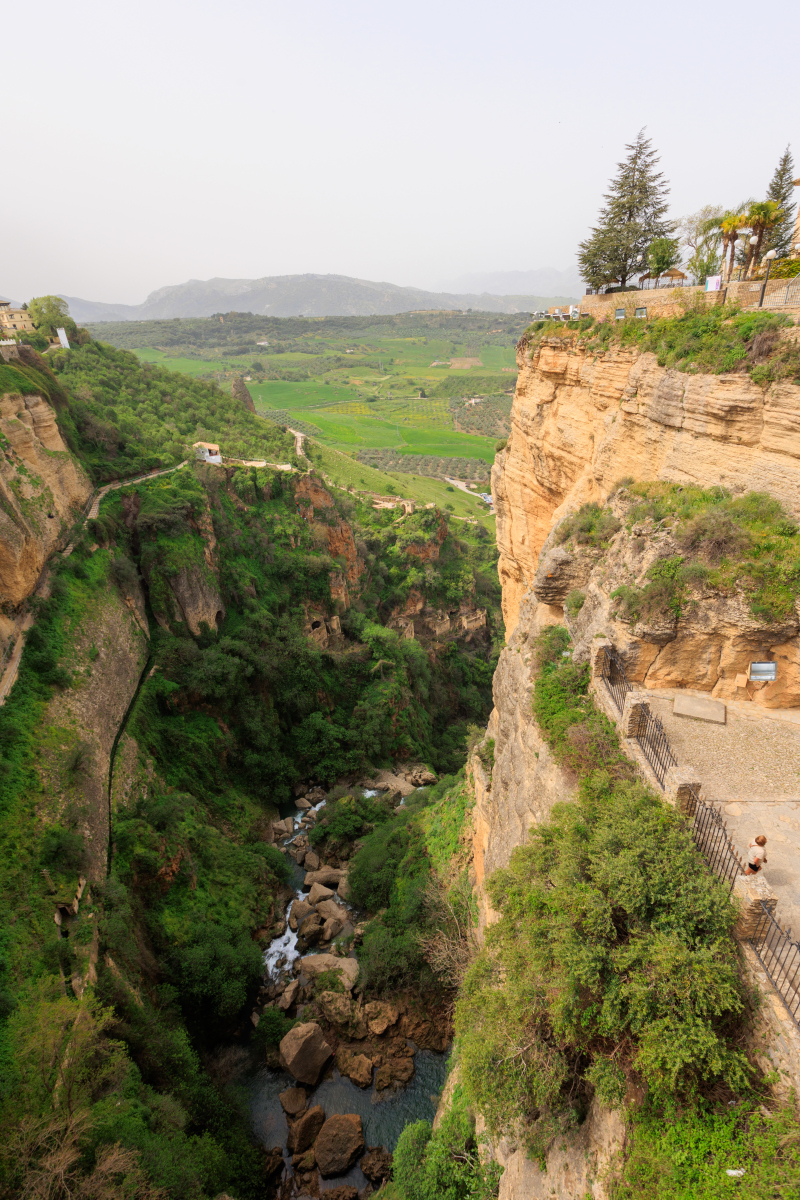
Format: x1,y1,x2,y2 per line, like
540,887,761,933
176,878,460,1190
455,626,749,1154
556,502,621,547
393,1087,501,1200
39,824,87,873
564,588,585,616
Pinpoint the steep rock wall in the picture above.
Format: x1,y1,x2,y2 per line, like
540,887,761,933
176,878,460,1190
494,339,800,635
38,560,149,878
0,391,92,608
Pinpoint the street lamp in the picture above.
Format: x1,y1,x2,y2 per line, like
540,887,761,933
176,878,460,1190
759,250,778,308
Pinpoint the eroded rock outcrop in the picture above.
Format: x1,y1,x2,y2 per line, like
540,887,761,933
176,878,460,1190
0,391,92,610
495,338,800,635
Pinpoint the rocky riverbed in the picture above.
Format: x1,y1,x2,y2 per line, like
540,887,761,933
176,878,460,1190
244,777,450,1197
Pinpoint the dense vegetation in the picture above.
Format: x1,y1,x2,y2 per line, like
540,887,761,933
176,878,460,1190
309,772,476,996
455,627,753,1157
0,334,502,1197
605,482,800,623
389,1086,501,1200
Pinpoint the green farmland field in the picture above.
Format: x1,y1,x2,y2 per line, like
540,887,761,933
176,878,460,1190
112,312,518,482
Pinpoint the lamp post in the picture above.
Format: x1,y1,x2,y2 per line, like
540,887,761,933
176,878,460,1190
746,235,759,281
758,250,778,308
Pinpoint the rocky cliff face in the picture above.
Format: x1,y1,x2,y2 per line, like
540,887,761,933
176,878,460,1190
469,336,800,1196
494,338,800,635
0,391,92,609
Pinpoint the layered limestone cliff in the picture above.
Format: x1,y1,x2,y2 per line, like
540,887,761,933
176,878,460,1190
494,337,800,635
0,391,92,609
467,337,800,1197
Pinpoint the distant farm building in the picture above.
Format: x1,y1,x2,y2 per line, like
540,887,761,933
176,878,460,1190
193,441,222,464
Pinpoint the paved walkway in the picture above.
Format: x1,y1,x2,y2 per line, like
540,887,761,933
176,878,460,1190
646,690,800,936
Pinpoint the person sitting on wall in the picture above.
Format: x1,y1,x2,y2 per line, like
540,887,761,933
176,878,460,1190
745,835,768,875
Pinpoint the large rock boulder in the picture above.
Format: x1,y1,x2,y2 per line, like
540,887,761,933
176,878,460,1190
316,898,344,923
314,1114,365,1177
289,898,314,930
307,882,334,905
335,1046,373,1088
298,914,323,945
278,1022,333,1085
533,545,594,605
287,1104,325,1154
277,978,300,1011
361,1146,393,1184
364,1000,399,1036
321,916,343,941
303,867,346,889
278,1086,308,1116
304,850,321,871
299,954,359,991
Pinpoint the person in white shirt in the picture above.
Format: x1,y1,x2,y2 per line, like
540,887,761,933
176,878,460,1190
745,835,768,875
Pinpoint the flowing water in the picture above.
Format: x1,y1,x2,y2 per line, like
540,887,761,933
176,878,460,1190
245,787,448,1186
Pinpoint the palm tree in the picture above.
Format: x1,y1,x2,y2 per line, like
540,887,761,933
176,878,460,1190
719,211,750,282
743,200,784,278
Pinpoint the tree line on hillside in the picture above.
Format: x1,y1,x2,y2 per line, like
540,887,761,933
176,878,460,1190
578,131,797,291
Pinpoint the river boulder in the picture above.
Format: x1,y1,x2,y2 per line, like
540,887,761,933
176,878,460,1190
315,898,344,923
303,867,346,889
299,954,359,991
289,898,314,930
277,978,300,1011
287,1104,326,1154
303,850,321,870
361,1146,393,1183
307,882,334,905
364,1000,400,1036
278,1086,308,1116
335,1047,373,1088
314,1113,365,1177
279,1022,333,1086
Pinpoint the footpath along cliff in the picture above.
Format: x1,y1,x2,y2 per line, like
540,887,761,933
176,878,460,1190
463,326,800,1198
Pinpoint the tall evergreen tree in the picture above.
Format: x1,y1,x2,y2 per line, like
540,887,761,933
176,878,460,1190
763,145,796,258
578,130,674,290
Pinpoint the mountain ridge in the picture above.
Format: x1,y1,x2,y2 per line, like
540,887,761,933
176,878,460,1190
57,272,579,323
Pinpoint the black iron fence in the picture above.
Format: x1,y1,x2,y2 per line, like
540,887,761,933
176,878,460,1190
635,704,677,788
685,789,740,896
749,903,800,1029
601,645,631,714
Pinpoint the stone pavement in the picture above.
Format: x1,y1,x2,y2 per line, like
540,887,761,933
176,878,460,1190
646,690,800,935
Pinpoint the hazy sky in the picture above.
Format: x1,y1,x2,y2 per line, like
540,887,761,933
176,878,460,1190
4,0,797,304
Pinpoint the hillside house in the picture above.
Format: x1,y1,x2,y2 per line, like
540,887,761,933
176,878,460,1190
193,441,222,464
0,302,36,335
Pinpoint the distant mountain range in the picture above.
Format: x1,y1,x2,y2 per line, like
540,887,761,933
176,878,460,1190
56,273,580,324
437,267,584,297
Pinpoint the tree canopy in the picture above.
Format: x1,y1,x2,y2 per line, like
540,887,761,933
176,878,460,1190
763,145,797,259
577,130,674,290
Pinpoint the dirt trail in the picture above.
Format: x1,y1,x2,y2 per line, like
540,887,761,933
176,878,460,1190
288,428,307,458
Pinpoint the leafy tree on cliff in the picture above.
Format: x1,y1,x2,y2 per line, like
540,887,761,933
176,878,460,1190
26,294,78,340
762,145,797,259
577,130,674,290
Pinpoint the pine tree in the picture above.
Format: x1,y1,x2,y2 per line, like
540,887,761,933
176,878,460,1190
577,130,674,290
763,145,796,258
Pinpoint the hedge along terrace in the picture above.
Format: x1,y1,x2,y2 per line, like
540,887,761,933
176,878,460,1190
453,625,791,1178
524,303,800,386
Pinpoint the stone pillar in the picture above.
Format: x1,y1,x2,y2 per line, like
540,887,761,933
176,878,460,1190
664,770,702,814
621,691,650,738
591,638,613,681
733,873,778,940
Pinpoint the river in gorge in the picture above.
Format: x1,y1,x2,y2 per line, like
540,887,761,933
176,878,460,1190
237,788,449,1192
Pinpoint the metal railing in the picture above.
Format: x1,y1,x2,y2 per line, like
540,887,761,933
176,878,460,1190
601,645,631,714
749,902,800,1029
634,704,677,788
685,789,740,896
